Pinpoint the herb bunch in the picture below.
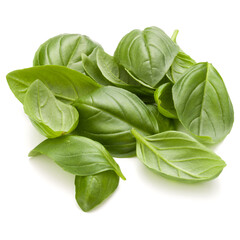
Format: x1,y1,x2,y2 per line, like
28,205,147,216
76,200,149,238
6,27,234,212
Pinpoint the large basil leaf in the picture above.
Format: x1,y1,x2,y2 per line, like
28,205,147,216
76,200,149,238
73,86,160,157
29,135,126,180
172,62,234,143
168,30,196,83
131,129,226,183
24,80,79,138
6,65,100,104
75,171,119,212
33,34,101,73
154,82,177,119
96,48,155,98
114,26,179,87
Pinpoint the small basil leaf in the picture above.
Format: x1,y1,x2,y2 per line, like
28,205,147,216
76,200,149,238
75,171,119,212
96,48,155,99
168,30,196,83
81,49,111,86
33,34,101,73
131,129,226,183
6,65,100,104
114,26,179,87
24,80,79,138
73,86,160,157
172,62,234,143
146,105,176,132
29,135,126,180
154,82,177,119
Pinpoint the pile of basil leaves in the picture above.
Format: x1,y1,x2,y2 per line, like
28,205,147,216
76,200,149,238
6,26,234,212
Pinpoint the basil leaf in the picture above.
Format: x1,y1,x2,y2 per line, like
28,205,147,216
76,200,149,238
24,80,79,138
75,171,119,212
96,48,155,98
114,26,179,87
33,34,101,73
154,82,177,119
6,65,100,104
168,30,196,83
131,129,226,183
73,86,160,157
146,104,176,132
172,62,234,143
29,135,126,180
81,49,111,86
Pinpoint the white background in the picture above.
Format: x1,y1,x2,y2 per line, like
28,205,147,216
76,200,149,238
0,0,239,239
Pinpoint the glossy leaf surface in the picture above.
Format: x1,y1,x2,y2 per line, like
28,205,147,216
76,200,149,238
75,171,119,212
168,30,196,83
154,82,177,119
33,34,101,73
73,86,160,157
6,65,100,104
114,26,179,87
132,129,226,183
172,62,234,143
29,135,126,180
24,80,79,138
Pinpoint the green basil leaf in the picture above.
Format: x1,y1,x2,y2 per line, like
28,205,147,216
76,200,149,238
154,82,177,119
146,104,176,132
172,62,234,143
81,49,112,86
24,80,79,138
114,26,179,87
33,34,101,73
29,135,126,180
131,129,226,183
6,65,100,104
75,171,119,212
73,86,160,157
97,49,155,98
168,30,196,83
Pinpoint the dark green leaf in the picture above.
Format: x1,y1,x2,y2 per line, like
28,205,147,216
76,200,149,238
29,135,126,180
73,86,160,157
24,80,79,138
75,171,119,212
6,65,100,104
33,34,101,73
114,26,179,87
172,62,234,143
132,129,226,183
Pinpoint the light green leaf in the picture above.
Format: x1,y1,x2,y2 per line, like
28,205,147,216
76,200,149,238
29,135,126,180
24,80,79,138
96,48,155,100
81,49,111,86
73,86,160,157
132,129,226,183
172,62,234,143
6,65,100,104
114,26,179,87
33,34,101,73
168,30,196,83
75,171,119,212
154,82,177,119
